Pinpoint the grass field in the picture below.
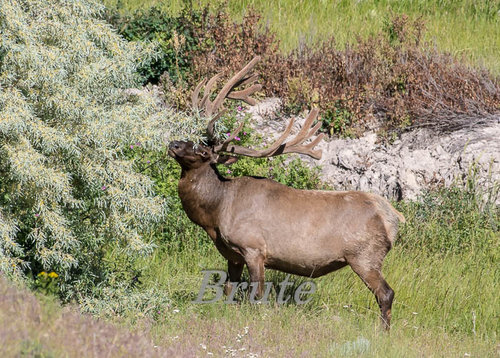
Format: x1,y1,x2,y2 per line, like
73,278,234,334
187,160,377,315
103,0,500,74
78,166,499,356
7,234,497,356
131,244,499,356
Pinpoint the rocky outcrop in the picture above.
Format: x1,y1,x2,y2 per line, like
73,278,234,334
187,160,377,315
248,98,499,202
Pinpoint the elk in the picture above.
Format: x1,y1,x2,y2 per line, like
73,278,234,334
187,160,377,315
167,56,405,330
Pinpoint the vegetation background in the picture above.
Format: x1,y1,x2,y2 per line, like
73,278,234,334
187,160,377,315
0,0,498,356
105,0,500,74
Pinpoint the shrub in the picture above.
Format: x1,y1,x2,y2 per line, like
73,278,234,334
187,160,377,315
106,4,204,84
0,0,204,297
79,282,172,321
395,171,499,254
125,3,499,135
188,5,279,83
262,15,500,134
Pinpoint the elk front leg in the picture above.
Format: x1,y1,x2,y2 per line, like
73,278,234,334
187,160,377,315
224,261,244,296
245,249,265,299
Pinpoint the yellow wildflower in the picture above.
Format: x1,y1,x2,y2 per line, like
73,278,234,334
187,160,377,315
48,272,58,278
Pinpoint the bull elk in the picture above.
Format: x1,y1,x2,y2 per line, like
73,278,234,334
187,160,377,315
167,56,405,330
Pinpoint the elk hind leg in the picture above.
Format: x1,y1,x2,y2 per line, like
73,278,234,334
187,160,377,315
349,261,394,330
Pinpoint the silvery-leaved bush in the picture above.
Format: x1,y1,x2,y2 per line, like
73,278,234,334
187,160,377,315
0,0,203,293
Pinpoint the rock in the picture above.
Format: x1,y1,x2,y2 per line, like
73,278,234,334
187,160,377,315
247,98,500,203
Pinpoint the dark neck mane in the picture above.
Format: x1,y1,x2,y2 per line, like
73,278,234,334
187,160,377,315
178,163,229,227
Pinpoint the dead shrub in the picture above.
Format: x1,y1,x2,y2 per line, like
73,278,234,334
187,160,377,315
261,15,500,134
190,5,279,82
156,6,499,135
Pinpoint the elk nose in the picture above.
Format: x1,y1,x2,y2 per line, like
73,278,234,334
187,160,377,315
169,141,181,150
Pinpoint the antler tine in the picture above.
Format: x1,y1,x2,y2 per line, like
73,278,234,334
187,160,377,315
200,72,224,116
192,56,262,144
307,121,323,138
215,109,324,160
254,117,295,156
237,73,260,87
226,73,261,105
227,84,263,106
278,109,323,159
215,118,296,155
282,133,325,159
191,79,206,110
211,56,261,115
283,108,320,147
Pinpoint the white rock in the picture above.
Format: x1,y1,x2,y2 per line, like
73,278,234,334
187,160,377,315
247,99,499,203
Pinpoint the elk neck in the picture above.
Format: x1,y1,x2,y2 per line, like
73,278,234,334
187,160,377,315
177,163,228,227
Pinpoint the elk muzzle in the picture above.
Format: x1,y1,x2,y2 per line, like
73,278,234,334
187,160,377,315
168,141,183,158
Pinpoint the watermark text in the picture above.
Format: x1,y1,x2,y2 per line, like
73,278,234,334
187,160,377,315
193,270,316,304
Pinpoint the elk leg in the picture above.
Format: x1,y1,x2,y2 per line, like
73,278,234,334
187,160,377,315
245,250,265,299
224,261,244,296
349,262,394,330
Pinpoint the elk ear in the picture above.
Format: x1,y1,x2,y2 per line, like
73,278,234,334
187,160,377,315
216,155,239,165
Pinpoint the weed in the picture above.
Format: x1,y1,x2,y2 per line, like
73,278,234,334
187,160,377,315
33,272,60,297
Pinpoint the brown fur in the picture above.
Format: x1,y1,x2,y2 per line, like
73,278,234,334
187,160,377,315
169,140,404,330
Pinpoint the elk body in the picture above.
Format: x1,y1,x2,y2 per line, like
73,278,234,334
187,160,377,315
168,57,405,330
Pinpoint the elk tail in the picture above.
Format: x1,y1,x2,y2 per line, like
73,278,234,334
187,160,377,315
392,207,406,224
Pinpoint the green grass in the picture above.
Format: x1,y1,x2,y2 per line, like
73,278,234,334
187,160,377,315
103,0,500,74
121,236,498,356
85,171,498,356
70,142,498,355
5,240,498,356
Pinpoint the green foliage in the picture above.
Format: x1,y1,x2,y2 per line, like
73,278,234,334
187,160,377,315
0,0,204,297
226,155,327,190
107,4,204,83
321,101,353,137
34,271,60,297
396,173,499,254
